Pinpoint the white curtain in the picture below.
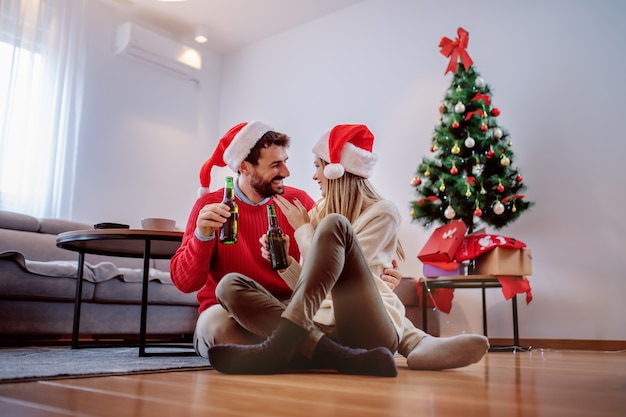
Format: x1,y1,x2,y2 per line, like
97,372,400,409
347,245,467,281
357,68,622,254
0,0,84,218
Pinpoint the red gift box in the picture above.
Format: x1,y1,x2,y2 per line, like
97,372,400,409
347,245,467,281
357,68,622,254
418,220,467,263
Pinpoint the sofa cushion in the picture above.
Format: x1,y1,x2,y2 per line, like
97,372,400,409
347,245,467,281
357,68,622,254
0,230,80,262
0,252,95,301
394,277,420,306
0,300,198,336
39,218,91,235
93,278,198,306
0,210,39,232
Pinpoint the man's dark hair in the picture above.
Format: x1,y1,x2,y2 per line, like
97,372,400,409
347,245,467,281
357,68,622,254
244,131,290,165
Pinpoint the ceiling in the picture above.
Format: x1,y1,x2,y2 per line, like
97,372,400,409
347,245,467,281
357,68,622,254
110,0,363,54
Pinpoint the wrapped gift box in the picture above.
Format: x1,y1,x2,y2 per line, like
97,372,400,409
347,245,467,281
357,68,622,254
418,220,467,263
474,247,532,276
423,262,462,277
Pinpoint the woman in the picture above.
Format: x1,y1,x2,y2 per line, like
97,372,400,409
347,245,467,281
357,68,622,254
209,124,488,376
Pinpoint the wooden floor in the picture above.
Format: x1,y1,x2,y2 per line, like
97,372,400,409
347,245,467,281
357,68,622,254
0,349,624,417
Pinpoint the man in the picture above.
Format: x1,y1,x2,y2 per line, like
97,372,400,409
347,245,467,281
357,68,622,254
170,121,315,358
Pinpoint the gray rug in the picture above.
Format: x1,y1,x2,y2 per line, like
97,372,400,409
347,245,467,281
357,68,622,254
0,346,211,383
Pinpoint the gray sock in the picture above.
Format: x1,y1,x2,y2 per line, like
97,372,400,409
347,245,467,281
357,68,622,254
407,334,489,370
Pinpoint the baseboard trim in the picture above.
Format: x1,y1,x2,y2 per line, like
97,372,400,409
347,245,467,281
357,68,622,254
488,338,626,351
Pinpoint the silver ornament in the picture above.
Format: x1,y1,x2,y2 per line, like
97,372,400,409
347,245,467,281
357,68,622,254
493,201,505,215
472,163,484,176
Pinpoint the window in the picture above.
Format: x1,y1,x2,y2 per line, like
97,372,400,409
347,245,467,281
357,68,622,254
0,41,49,213
0,0,83,218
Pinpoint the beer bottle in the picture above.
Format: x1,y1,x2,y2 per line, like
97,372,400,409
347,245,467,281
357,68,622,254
219,176,238,244
266,204,289,270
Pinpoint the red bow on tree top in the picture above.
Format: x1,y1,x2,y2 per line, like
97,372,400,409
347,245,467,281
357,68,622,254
439,27,474,75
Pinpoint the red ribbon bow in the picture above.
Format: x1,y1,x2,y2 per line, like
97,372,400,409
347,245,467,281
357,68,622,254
503,194,526,203
418,196,441,206
471,93,491,106
464,109,484,121
439,27,474,75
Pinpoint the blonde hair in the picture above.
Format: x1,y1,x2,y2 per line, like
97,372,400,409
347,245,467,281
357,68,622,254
313,160,405,260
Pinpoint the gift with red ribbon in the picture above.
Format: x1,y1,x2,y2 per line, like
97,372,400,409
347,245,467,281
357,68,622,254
455,233,526,262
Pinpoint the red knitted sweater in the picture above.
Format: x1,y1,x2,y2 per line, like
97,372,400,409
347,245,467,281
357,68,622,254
170,186,315,313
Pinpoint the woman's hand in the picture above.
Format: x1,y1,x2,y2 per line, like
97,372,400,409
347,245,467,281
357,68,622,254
380,259,402,290
272,195,310,230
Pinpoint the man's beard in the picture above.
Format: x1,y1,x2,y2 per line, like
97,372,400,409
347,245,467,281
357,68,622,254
250,173,285,197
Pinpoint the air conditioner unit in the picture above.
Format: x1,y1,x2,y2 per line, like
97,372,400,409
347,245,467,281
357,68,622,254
114,22,202,79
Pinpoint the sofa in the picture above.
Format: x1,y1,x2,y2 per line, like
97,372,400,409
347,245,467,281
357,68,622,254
0,209,438,345
0,209,199,344
395,277,440,337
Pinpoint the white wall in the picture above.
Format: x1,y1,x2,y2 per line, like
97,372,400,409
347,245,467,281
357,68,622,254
219,0,626,341
71,0,222,229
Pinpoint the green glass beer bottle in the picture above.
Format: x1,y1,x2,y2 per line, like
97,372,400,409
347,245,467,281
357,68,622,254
219,176,238,244
266,204,288,270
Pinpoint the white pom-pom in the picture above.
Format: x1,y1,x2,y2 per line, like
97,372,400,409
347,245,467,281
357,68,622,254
198,187,211,197
324,163,345,179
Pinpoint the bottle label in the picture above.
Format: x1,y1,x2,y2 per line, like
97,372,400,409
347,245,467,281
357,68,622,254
268,235,288,270
220,212,238,244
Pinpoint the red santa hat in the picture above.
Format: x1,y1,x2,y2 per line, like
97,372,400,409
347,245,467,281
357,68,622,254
312,124,378,179
198,121,273,196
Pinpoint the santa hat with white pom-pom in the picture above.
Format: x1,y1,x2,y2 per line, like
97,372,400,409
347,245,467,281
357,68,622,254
312,124,378,180
198,121,274,196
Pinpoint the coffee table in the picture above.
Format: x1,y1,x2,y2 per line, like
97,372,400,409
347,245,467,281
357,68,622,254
56,228,191,356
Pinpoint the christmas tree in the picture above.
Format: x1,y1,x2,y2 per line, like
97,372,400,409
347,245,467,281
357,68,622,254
410,27,533,233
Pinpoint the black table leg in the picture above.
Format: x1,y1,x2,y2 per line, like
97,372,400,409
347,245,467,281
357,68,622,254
72,252,85,349
139,239,151,357
422,280,429,333
481,286,488,338
512,294,519,348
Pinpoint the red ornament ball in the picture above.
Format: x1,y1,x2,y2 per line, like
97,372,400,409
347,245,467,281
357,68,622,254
474,208,483,217
480,123,488,131
516,174,523,182
452,121,460,129
486,149,495,158
497,184,505,192
450,167,458,175
491,108,501,116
